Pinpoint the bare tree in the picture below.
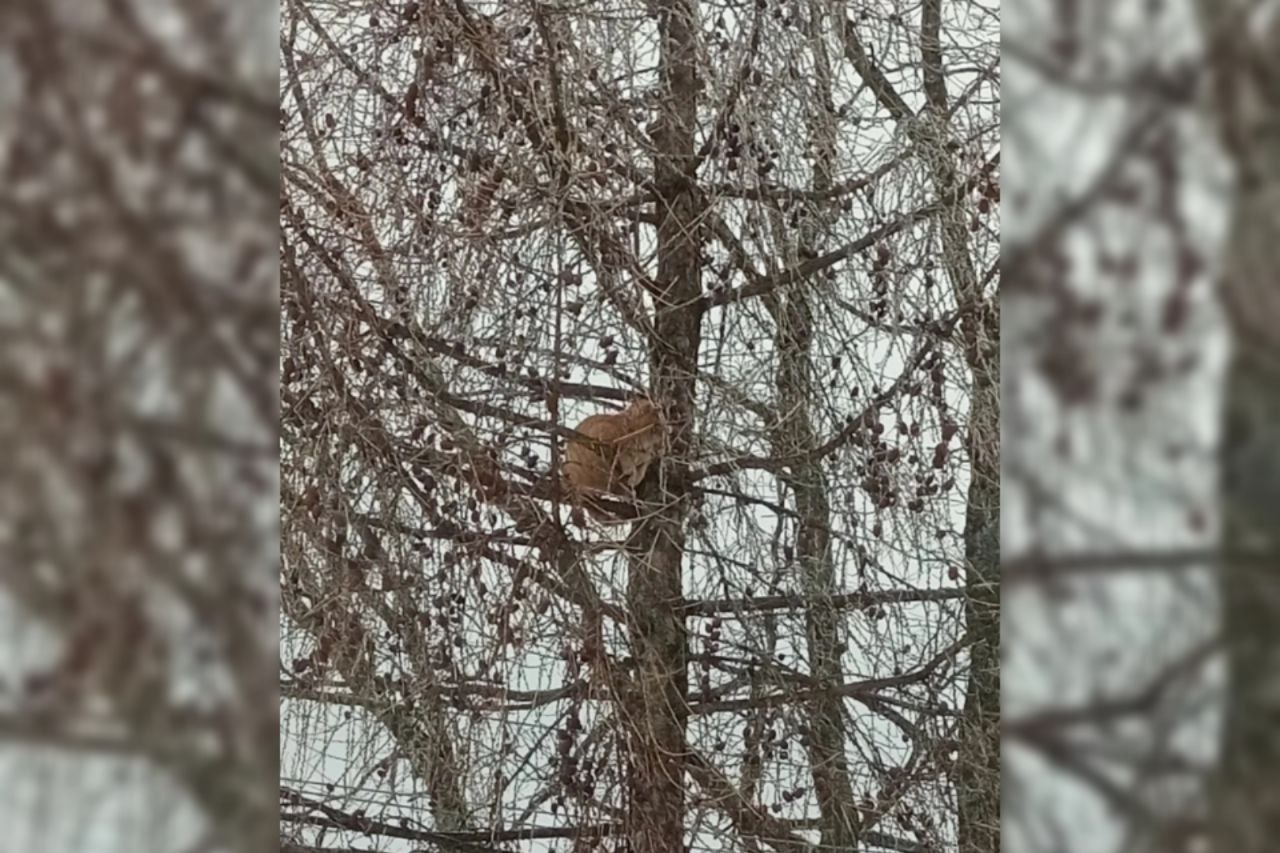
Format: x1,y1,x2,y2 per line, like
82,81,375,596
0,2,278,852
279,3,997,853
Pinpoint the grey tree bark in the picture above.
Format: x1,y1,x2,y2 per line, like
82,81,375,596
916,5,1001,850
764,5,860,847
1198,4,1280,851
623,2,700,851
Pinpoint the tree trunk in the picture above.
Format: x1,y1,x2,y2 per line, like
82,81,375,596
624,2,700,851
768,6,859,846
918,0,1001,843
954,365,1000,853
774,304,861,850
1214,352,1280,852
1200,7,1280,848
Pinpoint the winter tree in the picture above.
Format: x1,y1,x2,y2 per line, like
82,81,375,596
279,2,998,852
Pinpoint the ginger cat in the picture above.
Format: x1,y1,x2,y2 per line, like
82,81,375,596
562,398,664,521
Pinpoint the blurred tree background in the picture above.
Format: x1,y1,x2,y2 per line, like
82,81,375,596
0,1,278,852
278,2,997,853
1004,1,1280,852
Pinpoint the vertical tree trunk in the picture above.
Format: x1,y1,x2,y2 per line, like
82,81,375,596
1199,8,1280,850
769,6,859,846
955,365,1000,853
1214,353,1280,853
624,2,700,851
774,306,861,850
1209,187,1280,853
918,3,1001,847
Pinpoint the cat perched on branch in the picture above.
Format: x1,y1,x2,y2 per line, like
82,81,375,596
561,397,665,522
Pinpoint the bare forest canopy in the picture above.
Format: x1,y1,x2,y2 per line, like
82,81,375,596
279,2,998,853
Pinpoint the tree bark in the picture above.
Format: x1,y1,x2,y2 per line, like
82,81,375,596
623,2,700,852
1199,6,1280,850
954,367,1000,853
767,5,859,846
918,4,1001,849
